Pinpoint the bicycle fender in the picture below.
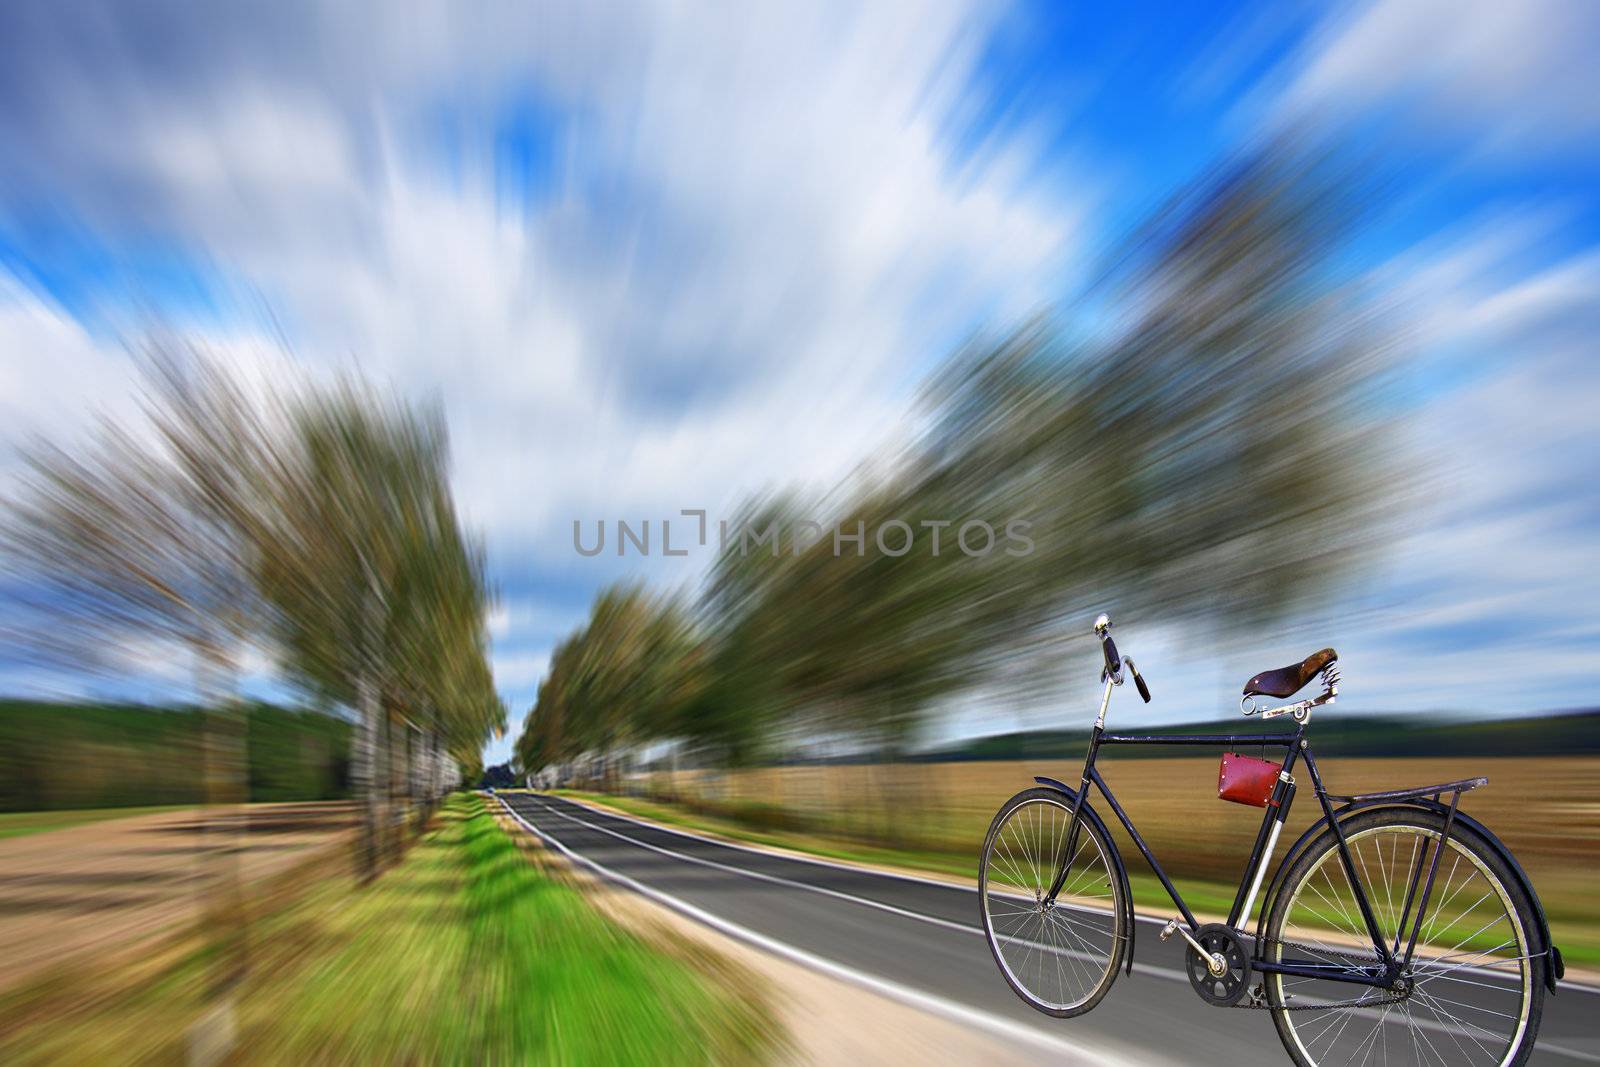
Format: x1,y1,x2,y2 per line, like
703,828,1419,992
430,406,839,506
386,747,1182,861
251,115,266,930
1255,801,1560,993
1032,776,1136,976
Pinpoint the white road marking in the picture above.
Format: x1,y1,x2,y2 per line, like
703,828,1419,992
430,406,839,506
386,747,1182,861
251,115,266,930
553,791,1000,893
496,793,1153,1067
538,793,1129,971
507,794,1599,1064
534,794,998,938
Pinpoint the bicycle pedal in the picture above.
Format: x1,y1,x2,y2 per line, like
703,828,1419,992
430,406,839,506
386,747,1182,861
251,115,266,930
1159,917,1179,941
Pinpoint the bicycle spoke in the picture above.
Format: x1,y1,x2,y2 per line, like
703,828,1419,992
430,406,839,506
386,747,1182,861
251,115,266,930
1044,910,1094,995
991,840,1031,895
1410,989,1499,1061
1433,888,1497,944
1418,854,1464,945
1411,942,1516,969
1374,833,1397,940
1350,1002,1394,1065
1402,1001,1451,1067
1036,806,1049,895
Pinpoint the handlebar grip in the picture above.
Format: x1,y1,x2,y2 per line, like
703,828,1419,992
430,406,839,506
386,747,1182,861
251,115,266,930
1133,667,1151,703
1101,633,1122,677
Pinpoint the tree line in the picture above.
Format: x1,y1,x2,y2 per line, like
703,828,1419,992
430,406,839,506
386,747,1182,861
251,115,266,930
1,353,504,878
0,699,352,812
517,141,1405,782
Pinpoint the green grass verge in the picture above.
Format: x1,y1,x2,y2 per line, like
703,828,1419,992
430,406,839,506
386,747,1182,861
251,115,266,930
0,795,780,1065
0,805,188,840
553,789,1599,971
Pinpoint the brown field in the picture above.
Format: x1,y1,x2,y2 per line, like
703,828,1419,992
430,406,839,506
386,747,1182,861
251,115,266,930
635,756,1599,952
0,802,356,994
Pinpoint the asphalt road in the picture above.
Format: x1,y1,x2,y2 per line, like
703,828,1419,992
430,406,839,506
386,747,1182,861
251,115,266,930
498,791,1597,1066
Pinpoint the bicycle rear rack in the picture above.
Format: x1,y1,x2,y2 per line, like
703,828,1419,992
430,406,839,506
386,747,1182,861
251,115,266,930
1323,776,1487,808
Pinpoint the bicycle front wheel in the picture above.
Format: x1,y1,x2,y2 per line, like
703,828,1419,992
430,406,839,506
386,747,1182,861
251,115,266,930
978,787,1126,1017
1264,808,1546,1066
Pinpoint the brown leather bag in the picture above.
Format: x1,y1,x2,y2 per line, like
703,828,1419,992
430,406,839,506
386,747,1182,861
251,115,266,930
1218,752,1278,807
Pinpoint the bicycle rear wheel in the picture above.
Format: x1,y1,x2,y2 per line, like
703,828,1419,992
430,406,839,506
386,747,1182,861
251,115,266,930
1264,808,1545,1066
978,787,1126,1017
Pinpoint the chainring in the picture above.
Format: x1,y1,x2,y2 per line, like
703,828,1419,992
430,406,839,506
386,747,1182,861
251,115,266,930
1186,923,1251,1007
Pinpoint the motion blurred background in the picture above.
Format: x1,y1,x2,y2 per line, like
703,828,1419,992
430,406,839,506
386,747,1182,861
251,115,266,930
0,1,1597,1063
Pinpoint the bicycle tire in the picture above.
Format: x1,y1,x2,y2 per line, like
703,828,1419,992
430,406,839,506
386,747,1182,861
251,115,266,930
978,786,1127,1017
1264,807,1546,1066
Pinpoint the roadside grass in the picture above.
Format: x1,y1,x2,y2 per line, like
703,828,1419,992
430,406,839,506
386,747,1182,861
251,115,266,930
0,804,188,840
553,787,1598,971
0,794,779,1065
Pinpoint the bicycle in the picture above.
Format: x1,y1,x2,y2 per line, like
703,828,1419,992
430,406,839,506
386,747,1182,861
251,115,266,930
978,614,1565,1066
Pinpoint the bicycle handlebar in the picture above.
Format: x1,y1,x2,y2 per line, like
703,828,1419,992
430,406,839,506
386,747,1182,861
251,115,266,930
1102,639,1122,678
1093,613,1150,703
1129,659,1151,703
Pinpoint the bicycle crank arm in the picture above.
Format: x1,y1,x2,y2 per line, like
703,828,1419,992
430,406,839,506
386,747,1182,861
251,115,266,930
1160,916,1225,974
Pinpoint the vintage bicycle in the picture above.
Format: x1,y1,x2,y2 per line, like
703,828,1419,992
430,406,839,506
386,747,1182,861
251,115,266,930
979,614,1564,1066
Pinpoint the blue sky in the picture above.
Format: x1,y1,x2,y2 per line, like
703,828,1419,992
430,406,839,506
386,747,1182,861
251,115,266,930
0,1,1596,766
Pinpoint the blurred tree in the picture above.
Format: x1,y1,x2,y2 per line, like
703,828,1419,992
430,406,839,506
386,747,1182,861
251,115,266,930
690,496,808,765
516,584,705,781
910,144,1400,703
771,141,1399,746
0,343,288,1049
254,378,501,878
1,345,493,1057
384,476,500,828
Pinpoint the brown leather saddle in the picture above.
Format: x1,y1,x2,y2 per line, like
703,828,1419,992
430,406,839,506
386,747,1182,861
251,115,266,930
1243,648,1338,699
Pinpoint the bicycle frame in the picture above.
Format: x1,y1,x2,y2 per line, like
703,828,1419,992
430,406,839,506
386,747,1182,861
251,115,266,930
1045,675,1462,991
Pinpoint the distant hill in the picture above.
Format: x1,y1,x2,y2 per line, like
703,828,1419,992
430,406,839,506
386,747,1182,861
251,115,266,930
912,709,1600,762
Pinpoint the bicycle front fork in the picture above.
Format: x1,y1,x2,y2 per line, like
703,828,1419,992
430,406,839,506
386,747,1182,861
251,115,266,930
1045,676,1114,903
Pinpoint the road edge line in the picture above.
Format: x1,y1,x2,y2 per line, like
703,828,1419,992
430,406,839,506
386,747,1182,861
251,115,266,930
551,791,1184,931
533,794,983,938
495,793,1147,1067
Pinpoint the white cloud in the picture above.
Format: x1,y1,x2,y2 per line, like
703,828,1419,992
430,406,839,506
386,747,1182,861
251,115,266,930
0,3,1095,728
0,2,1085,576
1330,239,1600,713
490,650,551,691
1283,0,1600,153
1460,251,1600,344
485,598,585,643
0,276,138,445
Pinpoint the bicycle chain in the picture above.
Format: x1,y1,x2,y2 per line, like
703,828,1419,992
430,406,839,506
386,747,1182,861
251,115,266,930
1230,940,1408,1012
